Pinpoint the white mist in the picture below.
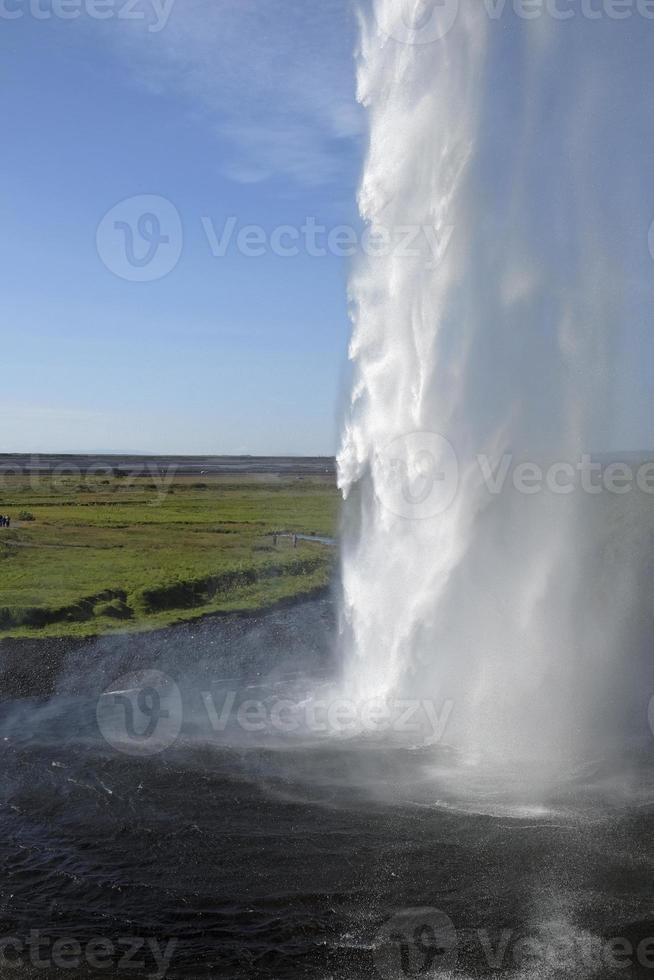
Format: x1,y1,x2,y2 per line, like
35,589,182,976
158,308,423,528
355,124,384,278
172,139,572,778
338,0,649,769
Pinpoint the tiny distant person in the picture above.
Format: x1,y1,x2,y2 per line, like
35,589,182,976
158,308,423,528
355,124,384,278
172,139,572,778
293,534,297,549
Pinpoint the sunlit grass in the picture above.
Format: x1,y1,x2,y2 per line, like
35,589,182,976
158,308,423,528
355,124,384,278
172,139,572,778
0,474,339,638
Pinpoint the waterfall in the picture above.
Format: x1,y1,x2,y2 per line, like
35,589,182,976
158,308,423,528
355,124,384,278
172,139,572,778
338,0,650,766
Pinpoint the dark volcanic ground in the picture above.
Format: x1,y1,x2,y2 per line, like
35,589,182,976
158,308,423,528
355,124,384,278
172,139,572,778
1,599,654,979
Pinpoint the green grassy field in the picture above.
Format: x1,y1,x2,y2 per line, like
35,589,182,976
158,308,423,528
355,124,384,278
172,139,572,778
0,473,340,639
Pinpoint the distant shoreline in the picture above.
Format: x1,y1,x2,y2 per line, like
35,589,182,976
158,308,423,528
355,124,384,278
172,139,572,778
0,454,337,477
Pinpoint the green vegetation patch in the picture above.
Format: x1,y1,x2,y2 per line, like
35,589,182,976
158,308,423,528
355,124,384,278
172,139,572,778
0,473,339,638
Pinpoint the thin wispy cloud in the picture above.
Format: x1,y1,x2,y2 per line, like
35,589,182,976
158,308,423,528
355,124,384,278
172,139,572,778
116,0,363,187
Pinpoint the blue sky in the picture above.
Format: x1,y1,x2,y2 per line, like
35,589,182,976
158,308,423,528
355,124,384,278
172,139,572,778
1,0,363,454
3,1,654,456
